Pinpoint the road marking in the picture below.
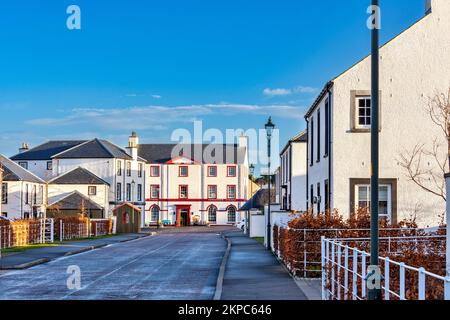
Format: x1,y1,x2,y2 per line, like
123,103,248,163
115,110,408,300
213,234,231,300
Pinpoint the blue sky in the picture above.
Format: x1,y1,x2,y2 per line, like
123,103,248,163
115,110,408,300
0,0,425,173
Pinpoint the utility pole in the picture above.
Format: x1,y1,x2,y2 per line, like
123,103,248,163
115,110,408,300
368,0,382,300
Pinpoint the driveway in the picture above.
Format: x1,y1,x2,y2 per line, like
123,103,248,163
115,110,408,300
0,232,225,300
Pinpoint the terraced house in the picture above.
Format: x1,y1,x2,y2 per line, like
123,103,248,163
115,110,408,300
137,135,249,226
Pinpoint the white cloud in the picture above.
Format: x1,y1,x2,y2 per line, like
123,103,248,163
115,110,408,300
263,88,292,97
294,86,318,94
26,103,305,129
151,94,162,99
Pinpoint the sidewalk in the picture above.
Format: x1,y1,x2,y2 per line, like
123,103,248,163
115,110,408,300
219,232,308,300
0,233,149,270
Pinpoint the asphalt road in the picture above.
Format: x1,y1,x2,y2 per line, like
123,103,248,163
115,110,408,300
0,232,226,300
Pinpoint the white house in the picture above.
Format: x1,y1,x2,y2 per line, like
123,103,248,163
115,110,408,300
10,135,147,220
137,136,249,226
305,0,450,227
0,154,46,219
278,131,308,213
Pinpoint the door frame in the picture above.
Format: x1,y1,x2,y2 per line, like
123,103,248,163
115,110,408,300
175,205,191,227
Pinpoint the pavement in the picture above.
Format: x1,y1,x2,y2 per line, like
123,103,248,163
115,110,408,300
0,233,149,270
219,232,308,300
0,232,225,300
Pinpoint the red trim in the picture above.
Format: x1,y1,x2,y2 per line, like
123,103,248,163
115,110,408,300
227,165,237,177
150,166,160,177
179,184,189,199
178,166,189,177
166,155,199,164
207,185,217,199
207,165,217,177
227,185,237,200
175,204,192,227
145,197,246,202
150,184,160,199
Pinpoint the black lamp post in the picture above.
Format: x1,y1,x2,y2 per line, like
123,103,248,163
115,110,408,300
369,0,381,300
265,117,275,250
248,163,255,234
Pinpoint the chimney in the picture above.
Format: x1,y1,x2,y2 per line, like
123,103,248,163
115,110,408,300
425,0,432,15
126,130,139,160
19,143,29,153
238,134,248,149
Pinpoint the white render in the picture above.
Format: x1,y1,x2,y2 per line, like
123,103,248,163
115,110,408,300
305,0,450,227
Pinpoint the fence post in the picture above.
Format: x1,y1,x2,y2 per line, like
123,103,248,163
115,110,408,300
399,262,406,300
337,244,342,300
418,267,426,300
325,237,330,300
60,221,63,241
50,219,54,243
303,229,307,278
352,248,358,300
331,241,335,299
321,236,326,300
8,225,11,248
384,257,390,300
361,251,366,299
344,245,349,300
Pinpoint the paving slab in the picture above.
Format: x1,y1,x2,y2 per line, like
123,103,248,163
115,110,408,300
220,231,308,300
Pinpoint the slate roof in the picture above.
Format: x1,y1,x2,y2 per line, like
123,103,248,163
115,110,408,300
138,144,246,164
0,154,45,183
10,141,86,161
48,191,103,210
239,188,276,211
49,167,109,185
10,139,136,161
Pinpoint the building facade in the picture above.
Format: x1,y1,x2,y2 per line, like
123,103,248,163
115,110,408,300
138,137,249,226
304,0,450,227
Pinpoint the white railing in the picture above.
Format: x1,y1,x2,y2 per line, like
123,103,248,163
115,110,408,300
321,236,450,300
0,219,56,249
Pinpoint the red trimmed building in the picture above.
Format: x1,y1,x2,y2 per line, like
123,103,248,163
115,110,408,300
137,135,249,226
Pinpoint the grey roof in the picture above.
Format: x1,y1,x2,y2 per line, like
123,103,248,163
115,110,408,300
0,154,45,183
10,140,86,161
239,189,276,211
48,191,103,211
54,139,133,160
49,167,109,185
138,144,246,164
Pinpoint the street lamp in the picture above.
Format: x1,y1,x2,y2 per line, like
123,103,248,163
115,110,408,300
248,163,255,234
265,117,275,250
369,0,381,300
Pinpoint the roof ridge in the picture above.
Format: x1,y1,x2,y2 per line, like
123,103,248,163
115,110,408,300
51,139,94,158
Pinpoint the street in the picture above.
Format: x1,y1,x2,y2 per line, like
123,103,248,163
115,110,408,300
0,232,226,300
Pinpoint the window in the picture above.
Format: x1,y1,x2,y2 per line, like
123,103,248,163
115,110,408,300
208,185,217,199
227,166,236,177
227,206,236,223
1,183,7,204
179,185,188,198
150,185,160,199
40,185,44,204
126,183,131,201
310,185,314,207
179,166,188,177
324,180,330,211
88,186,97,196
1,212,6,217
33,185,37,204
355,184,391,220
208,166,217,177
150,166,160,177
126,161,132,177
356,96,371,128
19,162,28,169
325,98,329,157
116,183,122,201
137,184,142,202
25,184,29,204
117,161,122,176
310,118,314,166
208,206,217,223
151,206,160,222
227,185,236,199
317,108,321,162
47,161,53,171
138,163,143,178
317,183,321,213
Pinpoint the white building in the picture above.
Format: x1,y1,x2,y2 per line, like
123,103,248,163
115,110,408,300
305,0,450,227
0,154,46,219
10,135,146,220
278,131,308,213
137,136,249,226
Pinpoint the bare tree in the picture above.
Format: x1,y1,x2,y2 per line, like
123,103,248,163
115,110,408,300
398,88,450,202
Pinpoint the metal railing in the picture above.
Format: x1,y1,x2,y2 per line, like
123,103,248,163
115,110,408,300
321,237,450,300
0,220,48,249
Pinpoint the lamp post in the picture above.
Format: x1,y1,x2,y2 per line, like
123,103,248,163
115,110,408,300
265,117,275,250
248,163,255,235
369,0,381,300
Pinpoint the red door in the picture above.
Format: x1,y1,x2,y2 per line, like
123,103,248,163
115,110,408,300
175,205,191,227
